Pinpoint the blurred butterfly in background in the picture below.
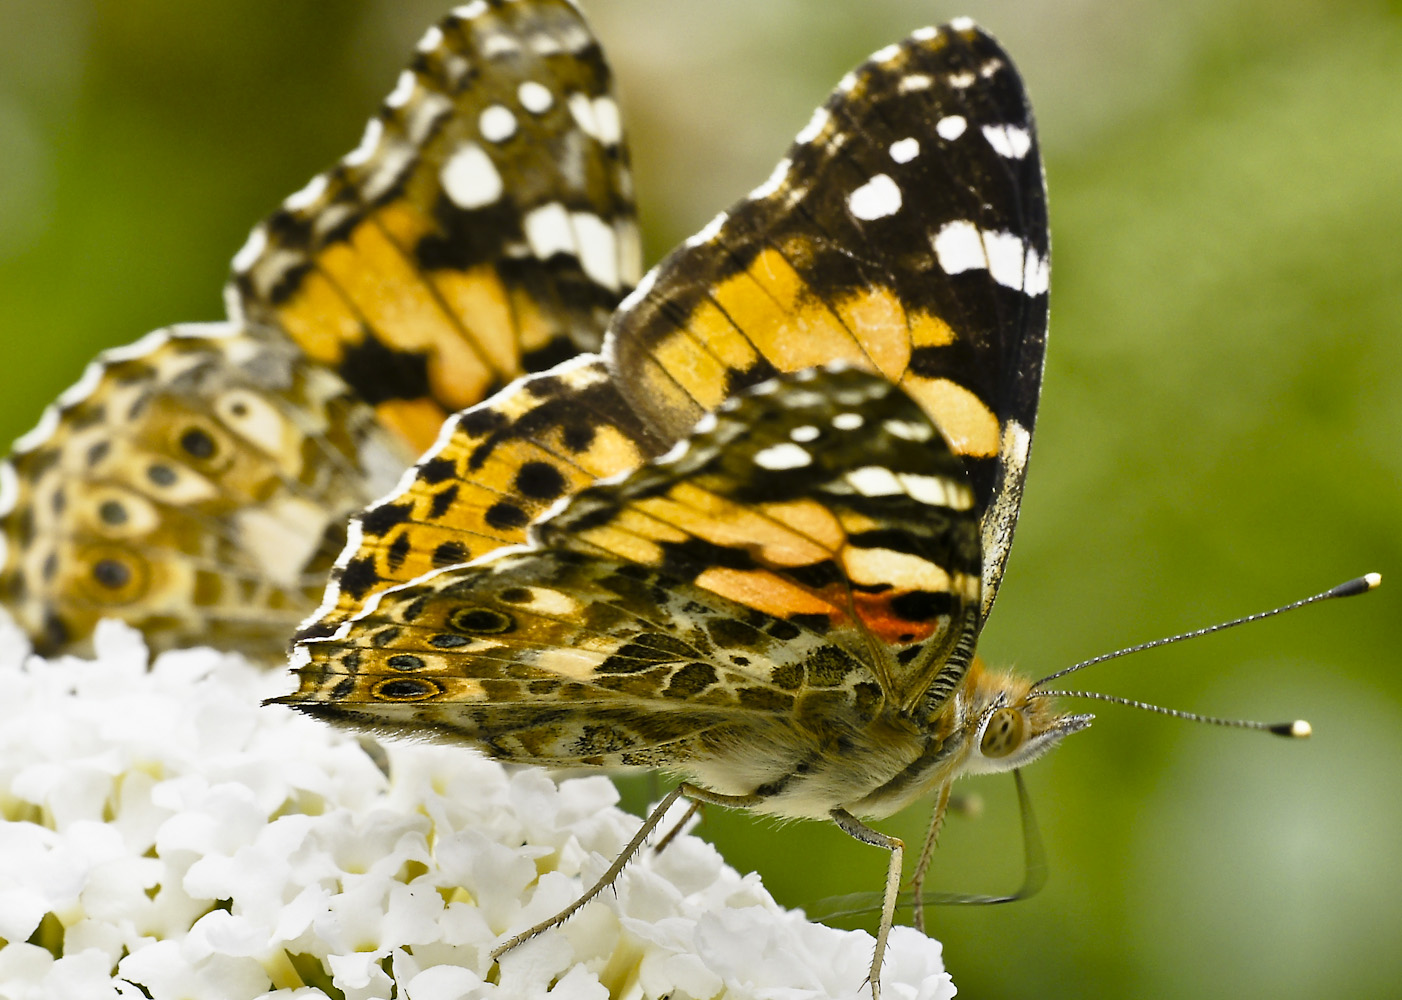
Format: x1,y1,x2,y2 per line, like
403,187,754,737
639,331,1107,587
0,0,640,658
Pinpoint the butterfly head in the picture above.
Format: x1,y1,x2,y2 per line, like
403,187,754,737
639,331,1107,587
955,659,1093,777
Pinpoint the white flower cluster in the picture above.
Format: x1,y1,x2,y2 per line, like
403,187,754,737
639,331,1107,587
0,621,955,1000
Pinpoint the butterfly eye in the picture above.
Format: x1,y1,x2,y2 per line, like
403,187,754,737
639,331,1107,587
980,706,1026,759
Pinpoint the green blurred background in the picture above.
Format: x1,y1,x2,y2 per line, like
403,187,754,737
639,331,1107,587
1,1,1398,996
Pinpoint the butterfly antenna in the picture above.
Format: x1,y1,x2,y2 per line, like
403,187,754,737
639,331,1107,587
1029,573,1380,737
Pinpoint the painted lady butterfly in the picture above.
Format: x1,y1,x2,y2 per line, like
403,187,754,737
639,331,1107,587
276,11,1064,997
0,0,637,658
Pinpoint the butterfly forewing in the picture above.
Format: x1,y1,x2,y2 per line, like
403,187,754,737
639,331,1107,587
229,0,640,453
604,22,1047,623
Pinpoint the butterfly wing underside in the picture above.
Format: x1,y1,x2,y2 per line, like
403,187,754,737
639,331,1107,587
279,368,982,767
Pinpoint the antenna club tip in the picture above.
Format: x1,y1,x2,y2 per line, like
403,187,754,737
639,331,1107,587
1331,574,1381,599
1269,719,1311,739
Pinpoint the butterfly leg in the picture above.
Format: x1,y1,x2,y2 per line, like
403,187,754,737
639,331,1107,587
909,782,953,934
652,798,703,855
491,783,761,963
830,808,904,1000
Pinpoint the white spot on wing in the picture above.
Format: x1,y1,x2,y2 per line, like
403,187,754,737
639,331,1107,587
518,80,554,114
983,230,1029,289
932,222,1045,295
481,33,521,58
982,124,1032,159
592,96,621,145
417,25,445,53
832,413,864,431
936,116,967,141
754,442,812,471
441,142,503,208
1024,246,1050,295
796,106,831,144
360,140,415,202
848,466,903,497
230,225,267,274
453,1,487,19
899,73,933,93
912,26,941,42
343,117,383,167
405,91,452,145
901,473,973,510
847,174,901,221
479,104,517,142
529,32,563,56
889,138,919,163
948,70,976,88
883,419,932,442
55,362,105,408
871,43,902,63
749,158,791,201
570,211,620,291
283,172,329,212
524,202,575,259
683,210,728,249
385,70,416,109
14,407,60,454
932,221,987,275
568,92,602,140
790,425,820,443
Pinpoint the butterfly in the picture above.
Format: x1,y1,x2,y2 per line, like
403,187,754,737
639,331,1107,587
0,0,639,658
275,15,1079,998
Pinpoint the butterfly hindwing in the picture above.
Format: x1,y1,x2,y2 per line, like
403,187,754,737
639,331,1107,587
280,367,983,765
605,22,1047,622
229,0,640,453
0,324,410,658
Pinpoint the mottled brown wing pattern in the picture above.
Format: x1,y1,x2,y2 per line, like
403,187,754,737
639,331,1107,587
229,0,640,452
279,367,982,766
295,356,663,639
604,22,1047,623
0,324,410,658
